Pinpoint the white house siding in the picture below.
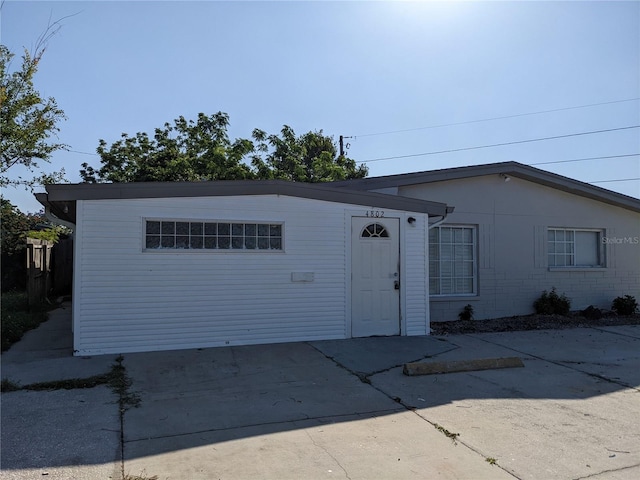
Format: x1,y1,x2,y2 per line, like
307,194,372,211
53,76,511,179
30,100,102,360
403,216,430,335
399,175,640,321
73,195,429,355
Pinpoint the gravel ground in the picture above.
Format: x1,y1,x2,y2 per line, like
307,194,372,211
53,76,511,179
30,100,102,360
430,312,640,335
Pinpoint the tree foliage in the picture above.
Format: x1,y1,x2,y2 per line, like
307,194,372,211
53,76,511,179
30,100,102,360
0,199,45,255
81,113,253,183
0,45,67,189
251,126,367,182
80,112,367,183
0,198,70,256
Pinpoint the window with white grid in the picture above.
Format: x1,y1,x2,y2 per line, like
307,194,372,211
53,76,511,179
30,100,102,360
548,228,604,267
429,226,477,296
145,220,283,251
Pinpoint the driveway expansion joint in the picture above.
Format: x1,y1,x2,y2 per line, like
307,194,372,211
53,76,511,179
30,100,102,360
123,408,403,444
571,462,640,480
306,341,461,381
410,409,522,480
308,340,520,479
465,333,640,392
590,325,640,340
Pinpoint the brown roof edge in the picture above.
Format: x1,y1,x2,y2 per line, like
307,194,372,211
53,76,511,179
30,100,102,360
332,161,640,213
37,180,452,224
35,192,76,224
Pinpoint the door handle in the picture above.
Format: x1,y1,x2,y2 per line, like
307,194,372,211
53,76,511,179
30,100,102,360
394,280,400,290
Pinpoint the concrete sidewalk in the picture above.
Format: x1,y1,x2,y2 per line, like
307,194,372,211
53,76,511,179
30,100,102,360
1,303,121,480
0,302,118,385
2,304,639,479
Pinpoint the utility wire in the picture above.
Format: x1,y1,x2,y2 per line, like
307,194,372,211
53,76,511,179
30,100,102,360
530,153,640,166
351,98,640,138
357,125,640,164
68,149,99,156
590,178,640,184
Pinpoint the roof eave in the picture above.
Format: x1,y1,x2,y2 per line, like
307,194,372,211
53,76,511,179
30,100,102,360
35,192,77,224
333,162,640,214
38,180,451,218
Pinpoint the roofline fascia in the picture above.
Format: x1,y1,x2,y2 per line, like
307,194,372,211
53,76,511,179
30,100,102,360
38,180,451,219
333,162,640,213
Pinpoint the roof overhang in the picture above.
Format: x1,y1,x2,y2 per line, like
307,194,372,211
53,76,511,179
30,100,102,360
36,180,452,224
331,161,640,214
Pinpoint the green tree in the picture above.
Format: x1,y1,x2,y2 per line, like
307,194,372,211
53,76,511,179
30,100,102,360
0,45,67,189
82,112,368,183
80,112,254,183
251,126,367,182
0,199,48,255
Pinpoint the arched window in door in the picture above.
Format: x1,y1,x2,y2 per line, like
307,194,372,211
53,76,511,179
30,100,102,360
361,223,389,238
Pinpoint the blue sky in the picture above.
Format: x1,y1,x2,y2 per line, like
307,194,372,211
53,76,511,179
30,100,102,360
2,0,639,213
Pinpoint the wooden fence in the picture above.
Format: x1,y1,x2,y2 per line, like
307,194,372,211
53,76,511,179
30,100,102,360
26,238,53,307
25,236,73,306
52,237,73,295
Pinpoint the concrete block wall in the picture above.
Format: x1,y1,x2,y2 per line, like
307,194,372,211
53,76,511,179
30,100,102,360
401,175,640,322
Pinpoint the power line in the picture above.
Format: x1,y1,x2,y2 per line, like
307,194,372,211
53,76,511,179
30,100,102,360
68,149,99,156
530,153,640,167
590,178,640,184
357,125,640,164
351,98,640,138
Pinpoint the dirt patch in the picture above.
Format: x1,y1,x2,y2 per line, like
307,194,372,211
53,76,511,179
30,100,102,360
430,312,640,335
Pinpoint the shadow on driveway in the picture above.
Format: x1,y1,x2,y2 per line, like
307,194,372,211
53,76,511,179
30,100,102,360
2,305,639,480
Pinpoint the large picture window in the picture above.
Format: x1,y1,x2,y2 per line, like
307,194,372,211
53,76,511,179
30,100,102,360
429,226,477,296
548,228,604,267
145,220,283,251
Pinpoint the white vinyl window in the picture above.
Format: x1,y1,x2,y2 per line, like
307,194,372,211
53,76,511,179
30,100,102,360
429,226,477,296
548,228,604,267
145,220,283,251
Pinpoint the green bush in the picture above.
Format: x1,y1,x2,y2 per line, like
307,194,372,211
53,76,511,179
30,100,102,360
1,291,50,351
612,295,638,316
26,229,60,243
533,287,571,316
458,304,474,321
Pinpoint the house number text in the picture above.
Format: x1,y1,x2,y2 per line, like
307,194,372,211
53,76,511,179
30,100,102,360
365,210,385,218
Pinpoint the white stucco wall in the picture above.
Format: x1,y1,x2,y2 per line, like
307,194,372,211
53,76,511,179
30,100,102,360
72,194,429,355
400,174,640,321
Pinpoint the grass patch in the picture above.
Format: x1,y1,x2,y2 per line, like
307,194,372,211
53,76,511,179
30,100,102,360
1,356,140,409
1,373,112,393
22,374,113,391
486,457,498,465
1,291,52,351
434,423,459,443
111,355,141,411
1,378,21,392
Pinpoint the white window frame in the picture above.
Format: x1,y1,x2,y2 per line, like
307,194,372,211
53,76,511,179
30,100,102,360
547,227,605,269
429,225,478,297
143,218,284,252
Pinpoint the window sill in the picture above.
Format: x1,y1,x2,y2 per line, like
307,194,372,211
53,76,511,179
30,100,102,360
548,267,606,272
142,249,286,254
430,295,478,302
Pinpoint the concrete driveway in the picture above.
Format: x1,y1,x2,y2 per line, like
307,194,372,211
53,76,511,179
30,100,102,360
1,305,639,480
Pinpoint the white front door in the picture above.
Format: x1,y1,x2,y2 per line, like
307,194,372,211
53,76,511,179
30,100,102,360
351,217,400,337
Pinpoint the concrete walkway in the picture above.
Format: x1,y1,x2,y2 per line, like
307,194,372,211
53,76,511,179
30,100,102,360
1,303,121,480
2,304,639,479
